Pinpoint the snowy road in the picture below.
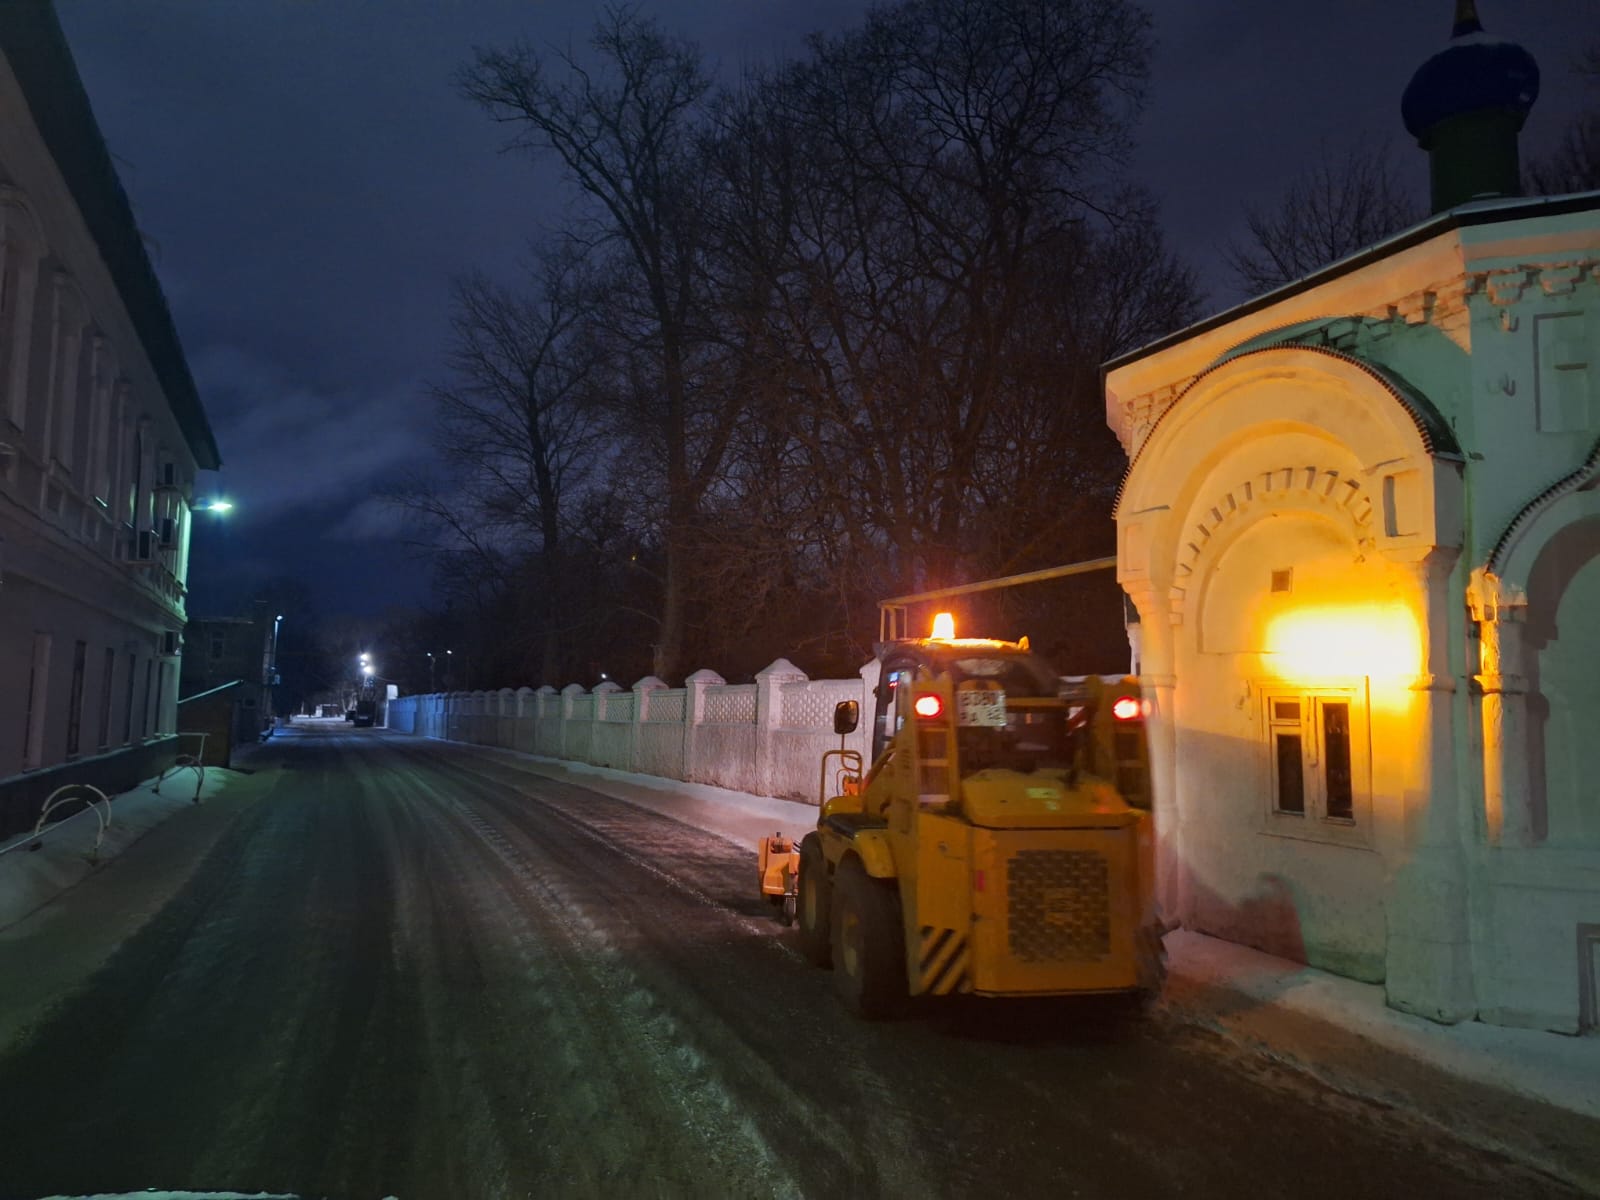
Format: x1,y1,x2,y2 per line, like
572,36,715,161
0,724,1578,1198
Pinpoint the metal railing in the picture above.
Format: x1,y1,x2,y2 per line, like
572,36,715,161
153,732,209,802
0,783,113,863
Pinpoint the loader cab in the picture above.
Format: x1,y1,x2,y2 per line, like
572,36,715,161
869,652,921,764
868,639,1067,769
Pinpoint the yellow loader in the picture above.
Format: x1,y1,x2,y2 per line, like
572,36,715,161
772,614,1163,1018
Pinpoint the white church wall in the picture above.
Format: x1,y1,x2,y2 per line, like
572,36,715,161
1111,203,1600,1031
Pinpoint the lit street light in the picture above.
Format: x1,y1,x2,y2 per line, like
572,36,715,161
268,614,283,722
195,498,234,513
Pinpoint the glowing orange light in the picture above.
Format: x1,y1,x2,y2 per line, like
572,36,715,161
914,693,944,719
1111,696,1142,721
1264,603,1420,681
931,611,956,639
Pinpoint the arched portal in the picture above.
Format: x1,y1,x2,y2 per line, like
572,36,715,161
1117,344,1461,980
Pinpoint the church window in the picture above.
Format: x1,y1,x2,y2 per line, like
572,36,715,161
1535,311,1590,434
1262,687,1367,841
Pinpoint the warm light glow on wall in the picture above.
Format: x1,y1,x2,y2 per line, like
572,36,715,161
931,611,956,639
1264,603,1420,681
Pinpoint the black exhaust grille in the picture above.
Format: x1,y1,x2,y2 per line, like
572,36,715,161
1007,849,1110,963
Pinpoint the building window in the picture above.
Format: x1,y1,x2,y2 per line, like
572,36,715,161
143,659,154,738
1322,701,1354,820
1261,687,1368,844
1268,699,1305,814
122,651,136,744
98,647,115,750
0,208,40,433
153,663,165,735
65,640,86,757
22,632,51,769
210,634,225,660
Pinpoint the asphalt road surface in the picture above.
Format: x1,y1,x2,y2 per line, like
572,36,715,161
0,724,1580,1199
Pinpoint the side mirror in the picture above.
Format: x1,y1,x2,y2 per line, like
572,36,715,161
833,699,860,735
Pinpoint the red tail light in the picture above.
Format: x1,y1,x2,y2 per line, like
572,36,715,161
1112,696,1142,721
914,693,943,719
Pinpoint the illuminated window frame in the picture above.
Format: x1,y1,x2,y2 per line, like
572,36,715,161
1259,684,1372,848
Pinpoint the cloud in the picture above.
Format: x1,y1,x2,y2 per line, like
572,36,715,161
190,343,434,525
327,494,415,541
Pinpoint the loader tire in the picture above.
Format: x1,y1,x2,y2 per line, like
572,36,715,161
831,858,907,1020
797,834,832,967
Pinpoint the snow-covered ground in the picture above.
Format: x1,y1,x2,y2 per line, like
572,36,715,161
0,764,233,933
456,741,1600,1128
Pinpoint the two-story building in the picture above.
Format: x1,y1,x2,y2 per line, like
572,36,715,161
0,3,220,836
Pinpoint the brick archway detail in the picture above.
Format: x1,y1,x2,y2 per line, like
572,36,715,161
1170,464,1376,620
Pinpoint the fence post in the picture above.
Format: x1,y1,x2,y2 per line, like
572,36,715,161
631,675,666,772
683,668,723,784
536,686,558,754
593,681,621,768
496,688,515,747
755,658,807,796
560,684,585,762
514,687,536,752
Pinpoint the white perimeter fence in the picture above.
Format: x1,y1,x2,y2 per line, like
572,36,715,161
386,658,879,804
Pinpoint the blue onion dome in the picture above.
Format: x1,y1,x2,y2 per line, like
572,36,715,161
1401,0,1539,141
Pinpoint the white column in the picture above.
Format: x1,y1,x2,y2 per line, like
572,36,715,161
631,675,665,773
1125,580,1181,926
1469,569,1533,845
755,658,807,796
683,669,723,784
1385,547,1475,1023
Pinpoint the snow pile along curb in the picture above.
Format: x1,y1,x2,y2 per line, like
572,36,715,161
0,766,236,932
1161,928,1600,1121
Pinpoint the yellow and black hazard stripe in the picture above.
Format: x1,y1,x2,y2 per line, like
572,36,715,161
918,925,972,995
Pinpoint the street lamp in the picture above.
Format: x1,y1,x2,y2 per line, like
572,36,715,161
268,614,283,721
195,498,234,513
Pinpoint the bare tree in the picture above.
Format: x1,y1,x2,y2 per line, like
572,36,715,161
462,9,740,682
443,0,1201,678
396,246,606,685
1224,142,1421,297
720,0,1175,601
1528,45,1600,196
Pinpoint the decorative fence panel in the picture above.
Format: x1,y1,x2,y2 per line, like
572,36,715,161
386,658,874,808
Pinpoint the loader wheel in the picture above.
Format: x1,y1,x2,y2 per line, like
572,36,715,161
796,834,831,967
830,858,907,1020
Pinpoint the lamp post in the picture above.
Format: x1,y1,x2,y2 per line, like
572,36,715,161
268,613,283,722
426,651,436,693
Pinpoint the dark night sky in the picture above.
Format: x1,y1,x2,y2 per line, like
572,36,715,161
51,0,1599,619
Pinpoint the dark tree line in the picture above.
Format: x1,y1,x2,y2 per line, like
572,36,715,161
398,0,1199,690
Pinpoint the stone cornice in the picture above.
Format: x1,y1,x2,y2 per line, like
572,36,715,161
1110,258,1599,460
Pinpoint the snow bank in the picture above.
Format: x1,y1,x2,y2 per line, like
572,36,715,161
1164,928,1600,1120
0,766,236,932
